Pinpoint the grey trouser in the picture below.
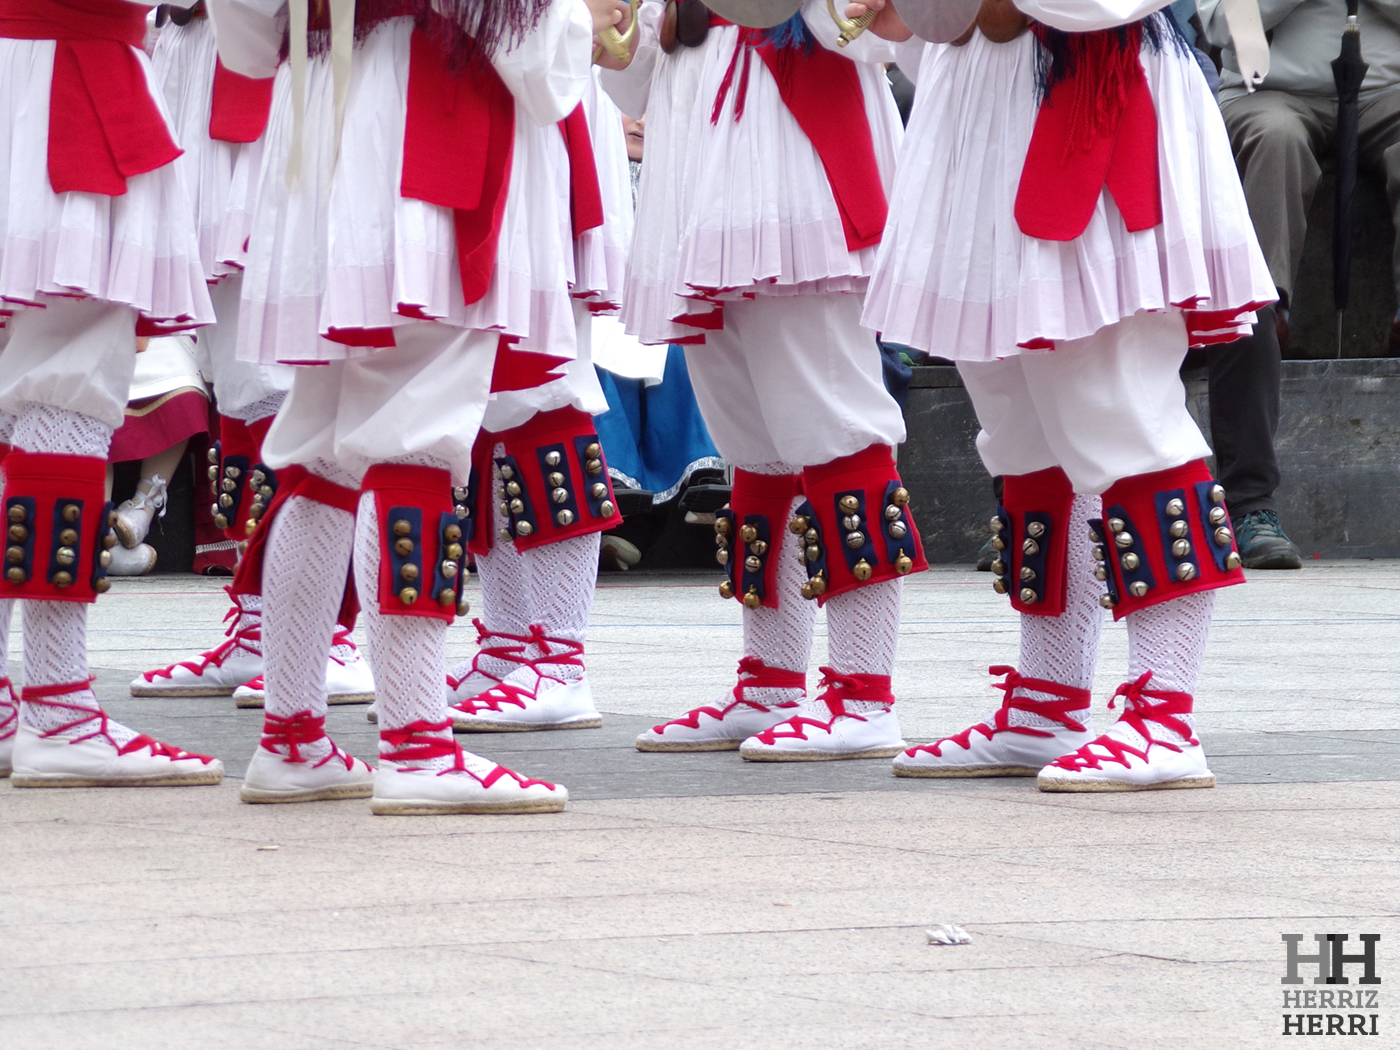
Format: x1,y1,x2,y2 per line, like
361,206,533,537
1220,87,1400,301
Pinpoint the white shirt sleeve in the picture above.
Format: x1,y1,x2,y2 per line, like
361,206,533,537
492,0,594,126
598,0,663,120
1011,0,1175,32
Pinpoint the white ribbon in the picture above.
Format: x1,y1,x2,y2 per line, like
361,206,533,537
1220,0,1269,91
285,0,356,186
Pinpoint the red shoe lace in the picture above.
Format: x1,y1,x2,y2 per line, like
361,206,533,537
750,667,891,743
259,710,361,770
650,656,806,733
906,666,1090,758
378,718,555,788
1048,673,1196,773
452,624,585,715
327,624,358,666
526,625,584,688
22,679,216,763
0,676,17,742
445,619,535,691
140,593,260,682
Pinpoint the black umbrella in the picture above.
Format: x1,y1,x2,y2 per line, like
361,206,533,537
1332,0,1368,357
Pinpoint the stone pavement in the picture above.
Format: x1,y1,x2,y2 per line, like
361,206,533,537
2,562,1397,1049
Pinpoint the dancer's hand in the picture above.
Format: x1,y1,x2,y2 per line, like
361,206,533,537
587,0,637,69
845,0,913,40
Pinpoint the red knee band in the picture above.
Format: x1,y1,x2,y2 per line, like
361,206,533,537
991,467,1076,617
793,445,927,606
1094,460,1244,620
0,442,10,467
714,470,803,609
230,465,359,600
363,464,465,623
465,406,619,557
1,451,116,603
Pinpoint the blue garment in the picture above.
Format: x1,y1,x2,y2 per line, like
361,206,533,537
594,345,723,502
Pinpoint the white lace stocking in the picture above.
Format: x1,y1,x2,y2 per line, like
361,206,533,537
1124,590,1214,742
261,493,353,762
355,491,455,770
12,403,112,457
737,488,813,708
523,531,599,688
824,578,902,711
18,602,138,744
1015,493,1103,727
0,597,13,691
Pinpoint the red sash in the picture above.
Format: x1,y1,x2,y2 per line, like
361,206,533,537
1014,24,1162,242
0,0,182,195
209,58,273,143
558,104,605,239
709,19,887,252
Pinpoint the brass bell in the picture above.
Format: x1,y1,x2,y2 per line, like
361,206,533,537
1214,527,1232,547
58,528,78,547
53,570,73,587
515,521,534,536
895,555,913,575
584,442,601,460
739,524,758,543
7,524,25,541
455,505,470,520
591,483,608,500
62,504,81,523
444,524,463,543
207,447,220,464
103,533,118,550
506,481,522,497
498,528,513,543
1225,552,1243,570
992,577,1007,595
744,555,762,573
1020,587,1037,603
252,471,267,487
222,478,238,492
1208,506,1227,526
600,500,616,518
219,494,234,508
453,486,469,501
395,537,414,556
719,579,735,599
399,587,420,605
108,510,120,528
445,543,464,561
805,545,820,563
1171,539,1191,558
401,563,420,581
1121,552,1140,571
1092,546,1103,560
788,515,809,535
889,522,907,540
500,464,515,480
989,516,1004,533
1022,538,1039,556
552,488,569,505
207,465,219,482
715,517,731,535
1099,594,1116,609
839,495,859,514
800,582,815,600
1114,532,1133,549
1169,520,1189,538
5,546,22,564
437,588,456,607
716,549,729,566
545,451,562,467
227,465,242,479
441,560,459,578
1094,566,1107,581
884,505,902,522
743,588,762,610
55,547,76,567
1163,498,1184,518
94,576,111,594
853,558,873,581
1209,485,1226,504
258,485,273,498
891,488,910,506
808,574,827,596
845,531,865,549
456,597,471,617
1128,581,1149,598
1108,518,1125,533
586,459,604,475
805,529,819,545
245,519,257,537
715,533,728,548
1175,563,1197,582
1020,566,1036,582
556,509,575,526
1026,521,1046,539
750,540,768,556
548,472,565,488
249,503,265,520
842,514,861,531
990,559,1005,575
99,549,112,568
393,519,413,537
509,498,525,515
990,536,1005,552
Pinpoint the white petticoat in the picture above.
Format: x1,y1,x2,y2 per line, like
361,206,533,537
861,33,1276,361
621,22,904,345
151,18,243,282
572,69,632,311
238,17,581,366
0,38,214,327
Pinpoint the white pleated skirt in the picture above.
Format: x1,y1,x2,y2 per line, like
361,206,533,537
622,24,903,344
0,38,213,326
862,33,1275,361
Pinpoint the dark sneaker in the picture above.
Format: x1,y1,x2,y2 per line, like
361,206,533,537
1232,509,1303,570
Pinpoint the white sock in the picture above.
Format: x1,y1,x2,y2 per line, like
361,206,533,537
1122,590,1215,744
734,482,813,709
522,531,599,691
823,578,902,713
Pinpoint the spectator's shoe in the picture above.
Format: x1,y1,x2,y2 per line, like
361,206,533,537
635,657,804,752
232,628,376,708
1037,675,1213,792
975,537,997,572
371,720,567,814
112,475,168,549
106,543,157,576
893,668,1092,777
1233,509,1302,569
240,712,374,803
739,669,904,762
599,535,642,571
